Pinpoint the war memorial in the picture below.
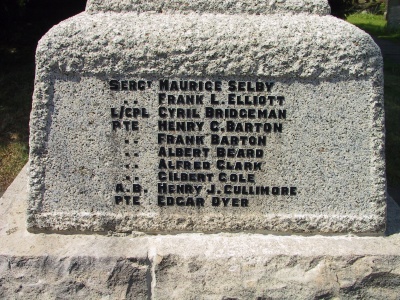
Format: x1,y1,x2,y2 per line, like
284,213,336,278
1,0,400,298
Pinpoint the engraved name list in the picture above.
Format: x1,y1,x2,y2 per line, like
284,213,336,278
110,79,297,209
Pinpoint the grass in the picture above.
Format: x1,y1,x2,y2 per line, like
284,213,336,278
0,142,28,193
346,13,400,41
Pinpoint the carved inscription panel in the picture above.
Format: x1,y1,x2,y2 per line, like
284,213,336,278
109,79,296,210
35,76,380,233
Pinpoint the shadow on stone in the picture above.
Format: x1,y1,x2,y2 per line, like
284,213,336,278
386,195,400,235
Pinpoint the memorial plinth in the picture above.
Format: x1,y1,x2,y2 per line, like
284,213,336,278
1,0,397,298
28,0,386,234
2,165,400,299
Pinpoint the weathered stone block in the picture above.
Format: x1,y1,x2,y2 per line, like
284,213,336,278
28,0,386,234
1,166,400,299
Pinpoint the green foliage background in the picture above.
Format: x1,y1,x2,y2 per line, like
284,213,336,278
0,0,86,193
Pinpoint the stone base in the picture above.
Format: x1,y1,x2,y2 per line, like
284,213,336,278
1,165,400,299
